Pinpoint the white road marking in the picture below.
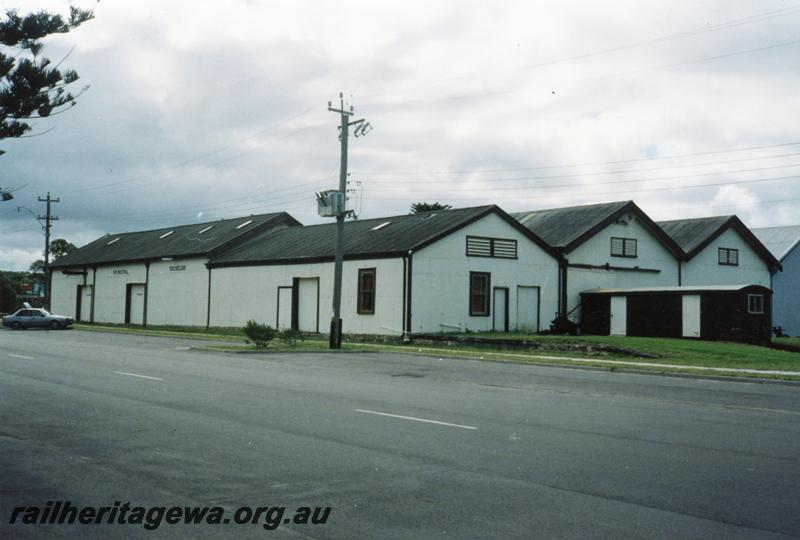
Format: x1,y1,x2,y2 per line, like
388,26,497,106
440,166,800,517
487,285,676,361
8,353,33,360
355,409,477,430
115,371,163,381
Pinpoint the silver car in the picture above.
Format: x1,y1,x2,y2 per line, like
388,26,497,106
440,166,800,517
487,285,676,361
2,308,74,330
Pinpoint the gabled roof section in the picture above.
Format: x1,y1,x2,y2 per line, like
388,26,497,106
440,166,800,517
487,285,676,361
512,200,682,257
658,215,781,269
51,212,301,268
751,225,800,262
209,205,562,267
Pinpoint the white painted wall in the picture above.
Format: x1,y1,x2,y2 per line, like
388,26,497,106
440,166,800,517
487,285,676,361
92,264,147,323
147,258,209,326
567,213,679,318
411,213,559,333
680,228,771,287
210,258,405,334
50,270,86,318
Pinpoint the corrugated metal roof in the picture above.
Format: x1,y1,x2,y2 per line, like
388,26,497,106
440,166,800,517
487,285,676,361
583,284,756,294
210,206,495,266
657,216,732,254
751,225,800,262
657,215,781,269
51,212,298,268
209,205,559,267
512,201,631,249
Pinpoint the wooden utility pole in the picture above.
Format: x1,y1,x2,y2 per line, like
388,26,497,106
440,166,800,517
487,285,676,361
37,192,59,307
326,93,370,348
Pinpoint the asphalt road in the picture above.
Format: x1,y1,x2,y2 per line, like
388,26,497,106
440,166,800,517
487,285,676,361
1,329,799,539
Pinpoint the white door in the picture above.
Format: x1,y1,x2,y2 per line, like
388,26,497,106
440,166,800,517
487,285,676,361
297,278,319,333
493,288,508,332
79,286,92,321
610,296,627,336
517,286,540,333
129,284,145,325
682,295,701,337
277,287,292,329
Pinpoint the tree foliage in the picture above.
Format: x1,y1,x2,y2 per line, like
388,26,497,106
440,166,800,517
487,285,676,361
28,237,77,273
243,320,276,348
0,6,94,153
0,271,19,312
49,238,77,259
28,259,44,274
410,202,453,214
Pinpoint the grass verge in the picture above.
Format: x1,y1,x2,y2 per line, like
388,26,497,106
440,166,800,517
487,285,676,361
71,323,800,380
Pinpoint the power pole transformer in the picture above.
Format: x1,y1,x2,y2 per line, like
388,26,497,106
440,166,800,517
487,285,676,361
324,93,371,348
37,192,60,308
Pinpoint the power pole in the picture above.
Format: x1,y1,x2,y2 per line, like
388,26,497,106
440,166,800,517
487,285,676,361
326,93,370,348
37,192,60,307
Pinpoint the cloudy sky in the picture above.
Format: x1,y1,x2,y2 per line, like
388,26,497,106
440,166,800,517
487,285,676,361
1,0,798,270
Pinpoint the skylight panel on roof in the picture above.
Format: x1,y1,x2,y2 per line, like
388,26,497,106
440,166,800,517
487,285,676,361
107,238,120,245
371,221,391,231
236,219,253,229
198,225,214,234
159,231,174,239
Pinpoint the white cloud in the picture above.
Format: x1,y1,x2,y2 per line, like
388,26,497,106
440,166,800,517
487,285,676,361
1,0,799,269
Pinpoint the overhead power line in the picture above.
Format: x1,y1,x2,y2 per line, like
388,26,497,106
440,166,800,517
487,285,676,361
361,4,800,100
352,142,800,177
362,174,800,201
57,106,317,196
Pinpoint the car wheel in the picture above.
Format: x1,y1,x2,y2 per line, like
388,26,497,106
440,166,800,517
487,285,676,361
50,321,60,330
11,322,21,330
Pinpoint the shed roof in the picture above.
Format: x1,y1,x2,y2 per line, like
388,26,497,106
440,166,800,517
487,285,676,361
51,212,300,268
657,215,780,269
209,205,560,267
512,200,682,256
657,216,731,254
582,284,761,295
751,225,800,262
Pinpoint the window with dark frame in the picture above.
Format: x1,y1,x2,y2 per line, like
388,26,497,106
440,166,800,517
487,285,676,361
747,294,764,314
718,247,739,266
466,236,517,259
610,237,637,258
357,268,376,315
469,272,491,316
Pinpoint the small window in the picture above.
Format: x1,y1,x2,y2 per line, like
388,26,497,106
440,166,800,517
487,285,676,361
107,237,120,245
371,221,391,231
236,219,253,229
469,272,491,316
198,225,214,234
357,268,376,314
748,294,764,314
718,247,739,266
611,237,637,258
466,236,517,259
159,230,174,239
